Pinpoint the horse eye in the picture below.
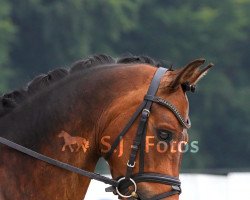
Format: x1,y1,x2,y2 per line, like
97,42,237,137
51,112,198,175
157,130,173,142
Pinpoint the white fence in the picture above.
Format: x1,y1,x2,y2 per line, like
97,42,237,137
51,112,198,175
85,173,250,200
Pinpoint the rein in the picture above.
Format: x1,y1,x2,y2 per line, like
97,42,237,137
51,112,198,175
0,136,118,187
0,67,191,199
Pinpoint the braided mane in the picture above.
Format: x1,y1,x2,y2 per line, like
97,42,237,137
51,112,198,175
0,54,164,118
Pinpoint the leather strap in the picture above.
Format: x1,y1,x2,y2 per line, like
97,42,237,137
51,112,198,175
141,188,181,200
104,101,146,160
126,68,168,178
0,136,118,187
118,173,181,189
105,172,181,198
125,109,149,178
144,95,191,129
144,68,168,97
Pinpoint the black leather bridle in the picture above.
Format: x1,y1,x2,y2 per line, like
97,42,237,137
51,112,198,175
0,67,191,199
104,67,191,199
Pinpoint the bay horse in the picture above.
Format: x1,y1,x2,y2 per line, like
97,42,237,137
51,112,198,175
0,55,213,199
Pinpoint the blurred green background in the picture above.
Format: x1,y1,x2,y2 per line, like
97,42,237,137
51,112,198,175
0,0,249,172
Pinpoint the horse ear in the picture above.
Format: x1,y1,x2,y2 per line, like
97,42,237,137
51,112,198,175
168,58,214,91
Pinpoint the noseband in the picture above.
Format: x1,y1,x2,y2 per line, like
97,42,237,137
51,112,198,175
0,67,191,200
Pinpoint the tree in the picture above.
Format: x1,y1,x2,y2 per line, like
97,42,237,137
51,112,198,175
2,0,250,171
9,0,141,86
0,0,15,93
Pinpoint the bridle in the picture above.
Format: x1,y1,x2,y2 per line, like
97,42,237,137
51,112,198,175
104,67,191,199
0,67,191,199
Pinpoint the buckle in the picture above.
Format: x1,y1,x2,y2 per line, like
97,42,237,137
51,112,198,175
127,161,136,168
131,145,138,150
116,177,137,198
142,109,150,117
172,185,182,193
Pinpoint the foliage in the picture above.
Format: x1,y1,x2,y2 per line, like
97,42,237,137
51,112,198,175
0,0,15,92
8,0,142,84
0,0,249,171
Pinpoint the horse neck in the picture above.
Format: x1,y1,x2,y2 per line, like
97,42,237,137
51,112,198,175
0,68,124,157
0,65,155,199
0,68,123,198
